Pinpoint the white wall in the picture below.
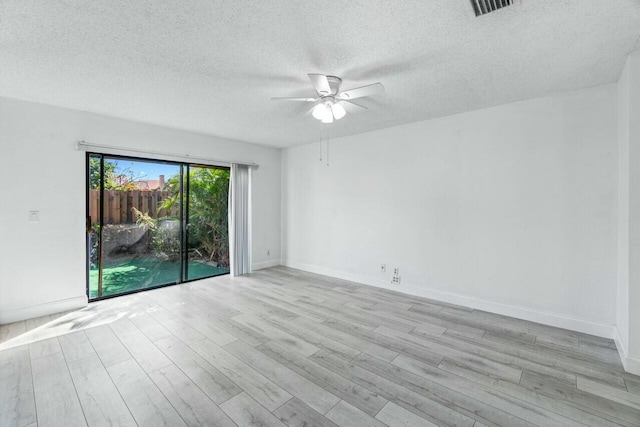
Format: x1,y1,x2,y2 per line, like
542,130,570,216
617,50,640,375
0,97,281,324
282,84,619,337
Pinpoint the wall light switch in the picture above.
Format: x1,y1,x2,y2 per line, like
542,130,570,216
29,210,39,222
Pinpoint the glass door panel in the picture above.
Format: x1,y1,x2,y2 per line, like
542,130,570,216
185,165,230,281
100,157,182,297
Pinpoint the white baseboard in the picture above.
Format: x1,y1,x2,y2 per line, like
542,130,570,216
252,259,281,271
0,295,88,325
626,354,640,376
283,260,616,339
614,328,629,371
614,327,640,375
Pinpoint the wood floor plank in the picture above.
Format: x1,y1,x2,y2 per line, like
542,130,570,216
84,325,132,367
58,331,94,363
109,318,172,373
406,308,486,339
148,308,208,345
439,359,625,426
520,370,640,426
323,318,444,367
176,308,270,347
258,341,388,417
536,333,624,368
219,392,288,427
28,337,61,361
376,401,439,427
374,326,523,383
355,352,535,427
294,299,381,331
24,315,53,332
160,309,238,346
148,364,236,427
577,376,640,410
273,397,339,427
293,316,398,362
391,354,591,427
246,287,329,322
231,313,320,357
67,353,136,427
31,352,86,427
106,358,187,427
153,335,242,404
0,321,27,345
314,299,418,334
312,348,479,427
200,283,300,322
428,308,539,345
225,339,341,414
257,313,361,359
431,330,578,385
127,312,174,342
627,376,640,395
189,338,292,411
325,400,387,427
0,345,36,427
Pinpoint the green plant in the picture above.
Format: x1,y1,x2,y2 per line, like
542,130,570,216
151,223,181,262
132,207,181,261
132,207,157,231
161,167,230,266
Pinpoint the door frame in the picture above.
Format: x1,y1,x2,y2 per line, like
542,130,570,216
85,152,230,302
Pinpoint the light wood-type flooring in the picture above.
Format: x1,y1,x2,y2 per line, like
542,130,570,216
1,266,639,426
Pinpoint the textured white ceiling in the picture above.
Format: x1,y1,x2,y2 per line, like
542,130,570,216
1,0,639,147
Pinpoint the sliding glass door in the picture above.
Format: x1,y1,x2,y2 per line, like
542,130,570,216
87,154,230,300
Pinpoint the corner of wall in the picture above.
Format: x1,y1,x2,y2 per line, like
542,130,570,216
615,326,640,375
252,259,282,271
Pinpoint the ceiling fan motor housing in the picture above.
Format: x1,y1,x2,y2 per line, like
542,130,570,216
324,76,342,95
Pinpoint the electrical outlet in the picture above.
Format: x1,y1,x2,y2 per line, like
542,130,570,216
267,249,271,256
380,264,386,273
393,267,399,276
28,211,39,222
391,275,401,284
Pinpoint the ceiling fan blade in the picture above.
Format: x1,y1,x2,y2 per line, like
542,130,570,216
271,97,317,102
341,99,368,111
339,82,384,100
308,74,332,95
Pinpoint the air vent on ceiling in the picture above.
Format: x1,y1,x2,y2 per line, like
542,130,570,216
471,0,513,17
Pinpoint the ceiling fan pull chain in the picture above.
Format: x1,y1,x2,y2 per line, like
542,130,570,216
326,136,330,167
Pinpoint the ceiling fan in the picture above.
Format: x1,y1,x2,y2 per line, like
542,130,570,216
271,74,385,124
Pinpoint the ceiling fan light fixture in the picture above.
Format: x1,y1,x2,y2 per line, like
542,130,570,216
331,102,346,120
321,113,334,124
312,103,329,120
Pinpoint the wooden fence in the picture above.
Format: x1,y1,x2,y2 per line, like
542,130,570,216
89,189,180,224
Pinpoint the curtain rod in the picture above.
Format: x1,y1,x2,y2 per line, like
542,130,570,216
75,141,259,169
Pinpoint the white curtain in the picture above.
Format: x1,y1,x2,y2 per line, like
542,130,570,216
229,163,252,276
